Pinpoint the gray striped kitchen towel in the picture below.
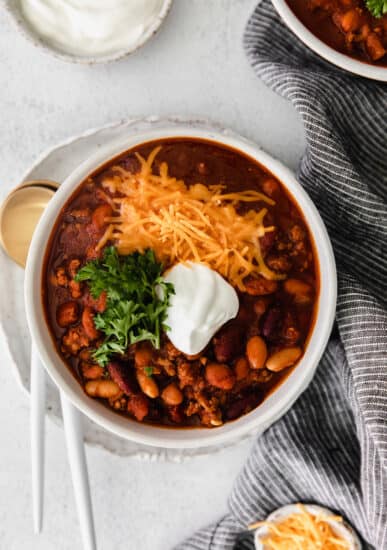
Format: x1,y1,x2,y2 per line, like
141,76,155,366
176,1,387,549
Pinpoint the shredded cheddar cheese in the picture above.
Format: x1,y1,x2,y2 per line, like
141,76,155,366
101,146,285,290
249,504,351,550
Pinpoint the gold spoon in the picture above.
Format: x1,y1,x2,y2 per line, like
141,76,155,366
0,179,97,547
0,179,59,533
0,180,59,267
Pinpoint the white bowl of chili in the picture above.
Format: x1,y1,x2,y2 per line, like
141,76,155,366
24,123,337,449
271,0,387,81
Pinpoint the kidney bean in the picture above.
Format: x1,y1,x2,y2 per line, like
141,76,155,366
56,301,79,327
107,362,136,395
261,307,281,340
226,391,262,420
213,322,244,363
205,363,235,390
127,393,149,421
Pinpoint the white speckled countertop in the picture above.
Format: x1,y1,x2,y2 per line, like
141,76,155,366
0,1,305,548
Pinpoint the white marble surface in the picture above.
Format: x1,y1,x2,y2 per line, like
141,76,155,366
0,1,306,549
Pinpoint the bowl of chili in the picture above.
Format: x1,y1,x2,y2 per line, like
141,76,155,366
24,124,336,449
271,0,387,81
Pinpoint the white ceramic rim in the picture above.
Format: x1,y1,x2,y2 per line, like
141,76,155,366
271,0,387,82
4,0,173,64
24,124,337,449
254,504,362,549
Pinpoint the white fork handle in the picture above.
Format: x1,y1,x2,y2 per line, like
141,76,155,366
31,346,46,534
60,393,97,550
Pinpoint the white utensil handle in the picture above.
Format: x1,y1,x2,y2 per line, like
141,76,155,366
60,393,97,550
30,346,46,534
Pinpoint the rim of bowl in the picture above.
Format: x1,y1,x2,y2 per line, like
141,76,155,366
24,124,337,449
254,504,362,549
271,0,387,82
4,0,173,64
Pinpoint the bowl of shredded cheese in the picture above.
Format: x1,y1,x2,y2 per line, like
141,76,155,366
252,503,362,550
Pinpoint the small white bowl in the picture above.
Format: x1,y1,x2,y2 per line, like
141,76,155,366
271,0,387,81
254,504,362,549
24,123,337,449
4,0,173,64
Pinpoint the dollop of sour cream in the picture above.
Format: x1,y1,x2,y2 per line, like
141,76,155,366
163,263,239,355
20,0,166,57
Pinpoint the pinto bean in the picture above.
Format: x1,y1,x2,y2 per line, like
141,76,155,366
127,393,149,421
56,301,79,327
91,204,113,229
266,347,302,372
161,384,183,406
81,363,104,380
234,357,250,380
134,345,154,368
205,363,235,390
81,307,100,340
284,278,312,304
244,276,278,296
85,379,120,399
213,322,244,363
136,371,159,398
246,336,267,370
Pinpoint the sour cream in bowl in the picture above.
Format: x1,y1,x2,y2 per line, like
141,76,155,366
6,0,173,63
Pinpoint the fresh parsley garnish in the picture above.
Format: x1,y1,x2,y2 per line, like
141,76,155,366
365,0,387,17
75,247,174,366
143,366,154,377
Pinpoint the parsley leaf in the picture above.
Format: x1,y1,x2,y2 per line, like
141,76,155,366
75,247,174,366
365,0,387,17
143,366,154,377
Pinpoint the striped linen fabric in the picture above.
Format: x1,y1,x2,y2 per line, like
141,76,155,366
176,1,387,549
